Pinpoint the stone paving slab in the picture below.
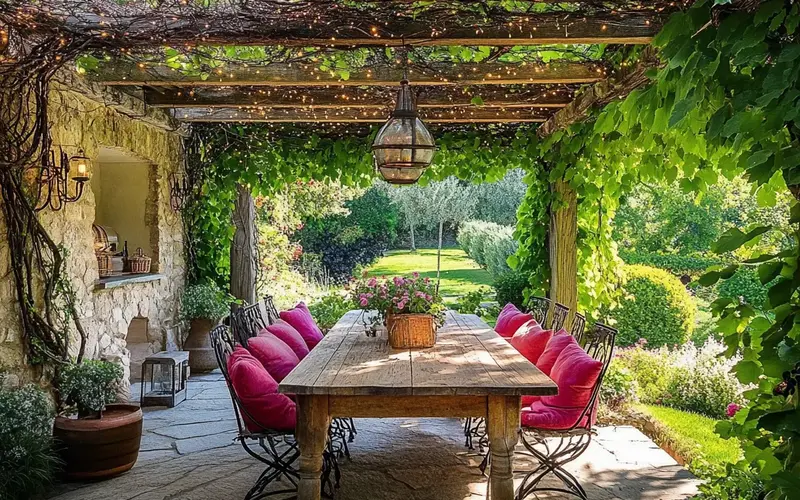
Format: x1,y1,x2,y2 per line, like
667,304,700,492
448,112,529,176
51,373,699,500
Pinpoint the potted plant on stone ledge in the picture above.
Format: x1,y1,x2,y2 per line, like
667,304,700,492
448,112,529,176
53,359,142,480
180,281,233,372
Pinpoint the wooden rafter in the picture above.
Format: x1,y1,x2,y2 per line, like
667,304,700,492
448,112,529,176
143,86,575,109
171,106,552,123
96,61,606,87
537,51,659,137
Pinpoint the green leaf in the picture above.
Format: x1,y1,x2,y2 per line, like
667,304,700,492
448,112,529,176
758,261,783,284
470,95,484,106
713,226,771,254
698,270,721,287
767,279,795,307
734,360,762,384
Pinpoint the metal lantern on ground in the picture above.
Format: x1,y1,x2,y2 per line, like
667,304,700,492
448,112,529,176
372,78,435,184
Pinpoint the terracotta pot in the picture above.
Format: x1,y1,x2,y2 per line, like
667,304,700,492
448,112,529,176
184,318,218,372
54,403,143,480
386,313,435,349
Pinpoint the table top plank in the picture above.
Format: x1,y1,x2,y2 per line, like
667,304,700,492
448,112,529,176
280,310,557,397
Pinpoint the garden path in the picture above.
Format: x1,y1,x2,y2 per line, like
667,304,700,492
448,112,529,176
49,372,699,500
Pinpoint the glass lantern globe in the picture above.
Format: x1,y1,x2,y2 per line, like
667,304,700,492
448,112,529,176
372,79,435,184
69,149,92,182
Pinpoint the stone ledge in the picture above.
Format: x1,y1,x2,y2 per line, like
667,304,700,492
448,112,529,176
94,273,166,291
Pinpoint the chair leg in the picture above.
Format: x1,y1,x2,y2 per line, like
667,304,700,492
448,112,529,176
464,417,489,453
242,436,300,500
515,430,592,500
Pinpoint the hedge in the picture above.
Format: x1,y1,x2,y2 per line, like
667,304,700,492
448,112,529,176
457,220,517,277
619,250,725,277
610,264,697,347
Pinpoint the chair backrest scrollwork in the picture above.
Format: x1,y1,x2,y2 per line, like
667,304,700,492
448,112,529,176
527,296,552,328
551,302,569,331
570,312,587,343
567,322,617,431
231,295,280,347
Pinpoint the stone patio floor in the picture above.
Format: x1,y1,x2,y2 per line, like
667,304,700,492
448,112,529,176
50,372,699,500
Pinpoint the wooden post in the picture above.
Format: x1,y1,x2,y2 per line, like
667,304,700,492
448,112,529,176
230,183,257,305
548,179,578,314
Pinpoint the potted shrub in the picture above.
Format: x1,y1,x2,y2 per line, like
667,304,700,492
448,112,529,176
0,381,59,499
349,273,445,348
181,281,233,372
53,360,142,480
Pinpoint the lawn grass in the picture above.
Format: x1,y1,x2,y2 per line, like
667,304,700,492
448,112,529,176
636,404,742,467
366,248,493,299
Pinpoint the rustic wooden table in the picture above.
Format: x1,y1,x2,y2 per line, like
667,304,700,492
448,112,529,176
279,310,558,500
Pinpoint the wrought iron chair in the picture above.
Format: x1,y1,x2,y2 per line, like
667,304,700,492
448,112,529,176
516,322,618,500
210,324,340,499
550,302,569,331
570,313,587,344
527,296,552,328
231,295,280,347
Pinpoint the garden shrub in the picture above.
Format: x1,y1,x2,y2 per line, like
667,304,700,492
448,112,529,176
493,271,530,310
599,360,639,409
610,264,696,347
619,250,725,277
307,291,351,332
457,220,517,277
716,267,769,308
456,287,490,316
0,383,58,500
614,339,747,419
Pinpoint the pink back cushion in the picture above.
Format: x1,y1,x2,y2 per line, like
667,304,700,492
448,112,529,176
535,330,575,376
509,321,553,364
265,320,310,360
521,395,540,408
521,401,593,431
280,302,324,349
248,332,300,383
227,346,296,432
542,343,603,409
495,303,534,338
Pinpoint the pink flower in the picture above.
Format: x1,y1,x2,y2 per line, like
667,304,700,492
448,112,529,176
412,272,419,278
415,291,425,298
726,403,741,418
397,300,406,310
368,278,377,287
394,276,404,286
360,297,369,307
425,294,432,301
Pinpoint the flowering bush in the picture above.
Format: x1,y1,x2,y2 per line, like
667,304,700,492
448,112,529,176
614,338,748,419
0,383,58,500
348,273,445,323
307,291,351,332
181,281,234,321
59,360,124,418
599,361,639,409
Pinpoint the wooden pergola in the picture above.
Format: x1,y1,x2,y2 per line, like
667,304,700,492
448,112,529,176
2,0,680,321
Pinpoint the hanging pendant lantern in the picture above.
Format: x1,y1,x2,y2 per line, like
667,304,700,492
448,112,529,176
372,78,436,185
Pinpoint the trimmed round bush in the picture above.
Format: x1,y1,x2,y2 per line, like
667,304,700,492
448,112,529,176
611,265,696,347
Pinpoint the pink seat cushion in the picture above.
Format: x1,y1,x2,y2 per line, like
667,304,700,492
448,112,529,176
521,395,540,408
495,304,534,338
535,331,575,376
227,346,296,432
248,331,300,383
265,320,310,360
521,401,593,431
509,321,553,364
280,302,324,349
542,343,603,409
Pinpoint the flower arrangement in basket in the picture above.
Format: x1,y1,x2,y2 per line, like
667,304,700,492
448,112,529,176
348,273,445,348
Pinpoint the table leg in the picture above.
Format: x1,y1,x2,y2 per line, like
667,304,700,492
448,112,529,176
296,395,330,500
487,395,520,500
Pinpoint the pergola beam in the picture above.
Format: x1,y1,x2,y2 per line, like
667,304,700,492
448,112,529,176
96,61,605,87
171,106,551,123
143,86,574,109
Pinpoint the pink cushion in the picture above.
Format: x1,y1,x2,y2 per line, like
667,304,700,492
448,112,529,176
495,304,534,338
521,401,593,431
542,343,603,409
521,395,540,408
509,321,553,364
265,320,310,360
280,302,324,349
535,331,575,376
227,346,296,432
248,332,300,383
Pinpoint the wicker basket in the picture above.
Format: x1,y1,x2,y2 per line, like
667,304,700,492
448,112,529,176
386,313,435,349
128,247,152,274
96,251,113,277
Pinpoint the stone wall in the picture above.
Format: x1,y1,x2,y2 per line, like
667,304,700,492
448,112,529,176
0,82,187,396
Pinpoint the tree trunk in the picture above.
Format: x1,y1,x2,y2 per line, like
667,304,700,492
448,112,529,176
436,221,443,294
230,183,257,305
548,179,578,316
410,225,416,252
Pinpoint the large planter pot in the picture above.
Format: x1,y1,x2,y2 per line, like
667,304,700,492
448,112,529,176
184,318,218,373
386,313,435,349
54,403,143,480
